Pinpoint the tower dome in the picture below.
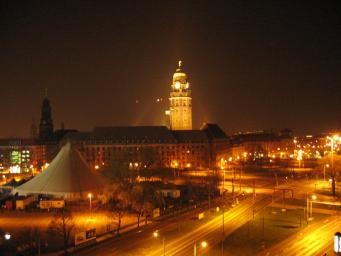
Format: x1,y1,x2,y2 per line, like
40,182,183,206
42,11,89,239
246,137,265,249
172,61,190,91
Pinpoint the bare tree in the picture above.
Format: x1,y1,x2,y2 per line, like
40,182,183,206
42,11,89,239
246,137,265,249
48,209,75,255
16,226,42,255
131,184,144,227
109,183,131,235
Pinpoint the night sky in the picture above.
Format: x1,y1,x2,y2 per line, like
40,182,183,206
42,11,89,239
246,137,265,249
1,1,341,138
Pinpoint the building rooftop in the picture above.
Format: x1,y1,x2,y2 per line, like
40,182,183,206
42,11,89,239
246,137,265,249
201,123,228,139
172,130,209,143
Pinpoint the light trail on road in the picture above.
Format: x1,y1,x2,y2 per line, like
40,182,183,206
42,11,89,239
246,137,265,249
259,216,341,256
149,195,272,256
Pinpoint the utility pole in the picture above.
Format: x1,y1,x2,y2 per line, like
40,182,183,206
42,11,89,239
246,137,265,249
331,138,336,197
253,180,256,200
221,168,225,256
239,167,242,192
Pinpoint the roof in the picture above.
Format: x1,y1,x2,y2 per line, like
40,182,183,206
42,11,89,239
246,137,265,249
0,138,40,147
62,124,228,145
201,123,228,139
14,142,106,199
62,132,92,141
64,126,177,144
230,131,279,144
172,130,209,143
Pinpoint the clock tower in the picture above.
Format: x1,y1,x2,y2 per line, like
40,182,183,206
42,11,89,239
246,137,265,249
39,96,54,141
168,61,192,130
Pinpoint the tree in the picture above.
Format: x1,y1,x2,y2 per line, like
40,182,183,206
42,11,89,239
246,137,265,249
48,209,75,255
16,226,42,255
130,184,144,227
142,183,164,224
130,182,165,227
102,150,133,181
206,172,220,209
109,183,132,235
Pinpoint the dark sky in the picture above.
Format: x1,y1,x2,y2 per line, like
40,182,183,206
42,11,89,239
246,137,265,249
1,1,341,137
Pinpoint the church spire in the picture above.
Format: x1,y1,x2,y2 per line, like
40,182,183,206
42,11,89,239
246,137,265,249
39,93,54,141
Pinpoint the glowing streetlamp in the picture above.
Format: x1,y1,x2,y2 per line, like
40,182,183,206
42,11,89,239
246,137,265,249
4,233,11,240
307,194,317,220
194,240,208,256
88,193,92,217
153,231,165,256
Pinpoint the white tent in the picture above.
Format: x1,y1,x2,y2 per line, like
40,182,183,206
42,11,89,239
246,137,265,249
15,142,106,200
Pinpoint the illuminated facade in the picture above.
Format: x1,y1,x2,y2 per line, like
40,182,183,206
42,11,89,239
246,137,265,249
0,139,47,173
168,61,192,130
64,124,228,170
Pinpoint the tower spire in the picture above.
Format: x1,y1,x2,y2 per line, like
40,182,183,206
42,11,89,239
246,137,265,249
39,94,54,141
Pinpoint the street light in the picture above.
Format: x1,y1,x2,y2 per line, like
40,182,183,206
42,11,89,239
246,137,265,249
327,135,338,197
153,231,165,256
88,193,92,217
194,240,208,256
307,194,317,220
4,233,11,240
323,164,329,181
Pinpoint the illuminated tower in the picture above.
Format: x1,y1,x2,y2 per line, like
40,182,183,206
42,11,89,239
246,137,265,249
39,96,54,141
168,61,192,130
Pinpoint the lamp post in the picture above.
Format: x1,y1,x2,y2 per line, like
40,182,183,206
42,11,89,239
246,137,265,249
88,193,92,217
221,165,225,256
194,240,207,256
307,194,317,220
323,164,329,181
153,231,165,256
327,135,338,197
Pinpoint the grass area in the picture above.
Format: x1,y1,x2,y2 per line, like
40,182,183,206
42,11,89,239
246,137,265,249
209,206,328,256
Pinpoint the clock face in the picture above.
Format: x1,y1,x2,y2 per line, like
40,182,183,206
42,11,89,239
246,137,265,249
175,81,181,89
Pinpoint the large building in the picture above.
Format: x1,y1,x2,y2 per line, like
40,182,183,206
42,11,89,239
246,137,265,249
168,61,192,130
64,123,228,170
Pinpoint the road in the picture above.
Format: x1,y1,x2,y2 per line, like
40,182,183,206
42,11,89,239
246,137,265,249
74,194,274,255
150,196,272,256
259,216,340,256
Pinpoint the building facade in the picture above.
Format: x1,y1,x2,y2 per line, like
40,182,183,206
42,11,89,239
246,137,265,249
64,124,228,170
